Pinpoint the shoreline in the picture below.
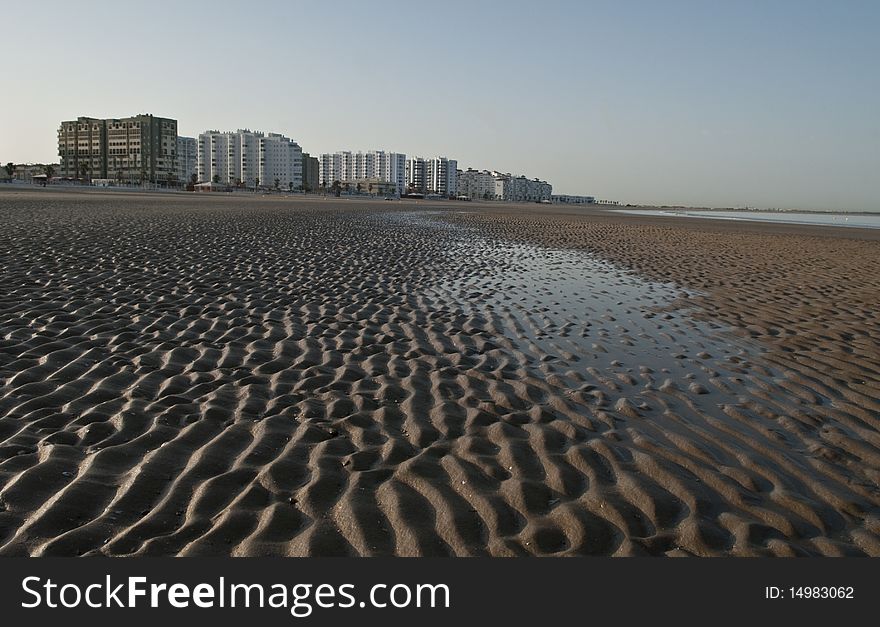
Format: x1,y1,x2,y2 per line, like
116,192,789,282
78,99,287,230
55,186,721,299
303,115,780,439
3,183,878,218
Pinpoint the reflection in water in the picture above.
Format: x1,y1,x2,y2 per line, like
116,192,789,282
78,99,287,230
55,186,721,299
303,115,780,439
388,211,788,432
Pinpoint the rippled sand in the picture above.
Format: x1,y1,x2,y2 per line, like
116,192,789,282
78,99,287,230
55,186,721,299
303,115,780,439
0,189,878,556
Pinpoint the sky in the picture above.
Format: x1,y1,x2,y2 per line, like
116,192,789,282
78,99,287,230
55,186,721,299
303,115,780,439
1,0,878,211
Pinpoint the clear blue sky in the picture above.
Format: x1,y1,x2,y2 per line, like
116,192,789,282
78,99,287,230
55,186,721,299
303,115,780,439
1,0,878,210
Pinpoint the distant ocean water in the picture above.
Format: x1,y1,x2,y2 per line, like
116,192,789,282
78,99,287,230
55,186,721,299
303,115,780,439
615,209,880,229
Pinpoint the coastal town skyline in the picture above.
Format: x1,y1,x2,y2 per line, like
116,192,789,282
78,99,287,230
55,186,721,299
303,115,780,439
2,0,879,211
31,114,560,203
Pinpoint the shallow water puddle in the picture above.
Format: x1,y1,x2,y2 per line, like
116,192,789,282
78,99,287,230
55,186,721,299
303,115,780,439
385,212,776,412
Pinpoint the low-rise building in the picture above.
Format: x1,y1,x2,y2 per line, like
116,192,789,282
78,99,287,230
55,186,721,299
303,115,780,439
353,178,398,196
551,194,595,204
4,163,60,182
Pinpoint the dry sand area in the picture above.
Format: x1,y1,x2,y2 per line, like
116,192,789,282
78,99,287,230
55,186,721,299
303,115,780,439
0,188,878,556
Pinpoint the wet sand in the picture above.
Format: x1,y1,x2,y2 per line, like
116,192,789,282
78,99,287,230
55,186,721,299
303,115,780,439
0,189,878,556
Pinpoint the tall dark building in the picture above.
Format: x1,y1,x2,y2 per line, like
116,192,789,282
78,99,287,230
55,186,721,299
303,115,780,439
58,114,178,183
302,152,319,192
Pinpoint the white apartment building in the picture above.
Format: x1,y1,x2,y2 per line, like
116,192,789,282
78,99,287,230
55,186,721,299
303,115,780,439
456,168,497,200
457,168,552,201
319,150,406,193
407,156,458,196
177,136,197,184
319,152,341,186
197,129,302,189
427,157,457,197
405,157,426,193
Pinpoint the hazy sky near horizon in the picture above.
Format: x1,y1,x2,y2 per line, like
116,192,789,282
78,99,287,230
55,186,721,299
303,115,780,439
1,0,878,210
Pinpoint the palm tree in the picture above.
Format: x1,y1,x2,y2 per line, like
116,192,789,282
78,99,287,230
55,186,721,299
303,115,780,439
190,173,198,187
4,162,14,179
331,180,341,197
213,174,221,184
288,181,294,192
44,164,55,179
254,177,260,192
274,178,280,191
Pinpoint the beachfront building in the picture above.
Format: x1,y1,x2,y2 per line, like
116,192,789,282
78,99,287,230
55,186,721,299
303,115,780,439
552,194,595,204
354,178,398,196
58,114,178,184
405,157,426,194
427,156,457,197
456,168,552,201
197,129,302,189
302,152,319,192
407,156,457,196
319,153,339,186
177,136,197,184
456,168,497,200
3,163,60,182
57,116,104,180
535,179,553,201
494,174,552,202
318,150,406,194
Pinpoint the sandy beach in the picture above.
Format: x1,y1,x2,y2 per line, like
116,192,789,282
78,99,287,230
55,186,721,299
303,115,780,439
0,188,877,556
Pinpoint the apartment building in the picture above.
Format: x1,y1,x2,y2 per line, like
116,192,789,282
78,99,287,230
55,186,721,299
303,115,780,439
318,150,406,193
426,156,457,196
406,156,458,196
405,157,426,193
197,129,302,189
58,114,178,183
177,136,197,184
494,174,552,202
302,152,319,192
457,168,552,201
456,168,497,200
57,116,104,179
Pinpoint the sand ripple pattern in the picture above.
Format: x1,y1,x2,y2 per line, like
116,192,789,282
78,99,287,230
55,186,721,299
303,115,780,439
0,192,878,556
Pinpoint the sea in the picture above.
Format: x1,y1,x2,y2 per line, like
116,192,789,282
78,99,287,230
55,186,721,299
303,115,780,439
614,209,880,229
